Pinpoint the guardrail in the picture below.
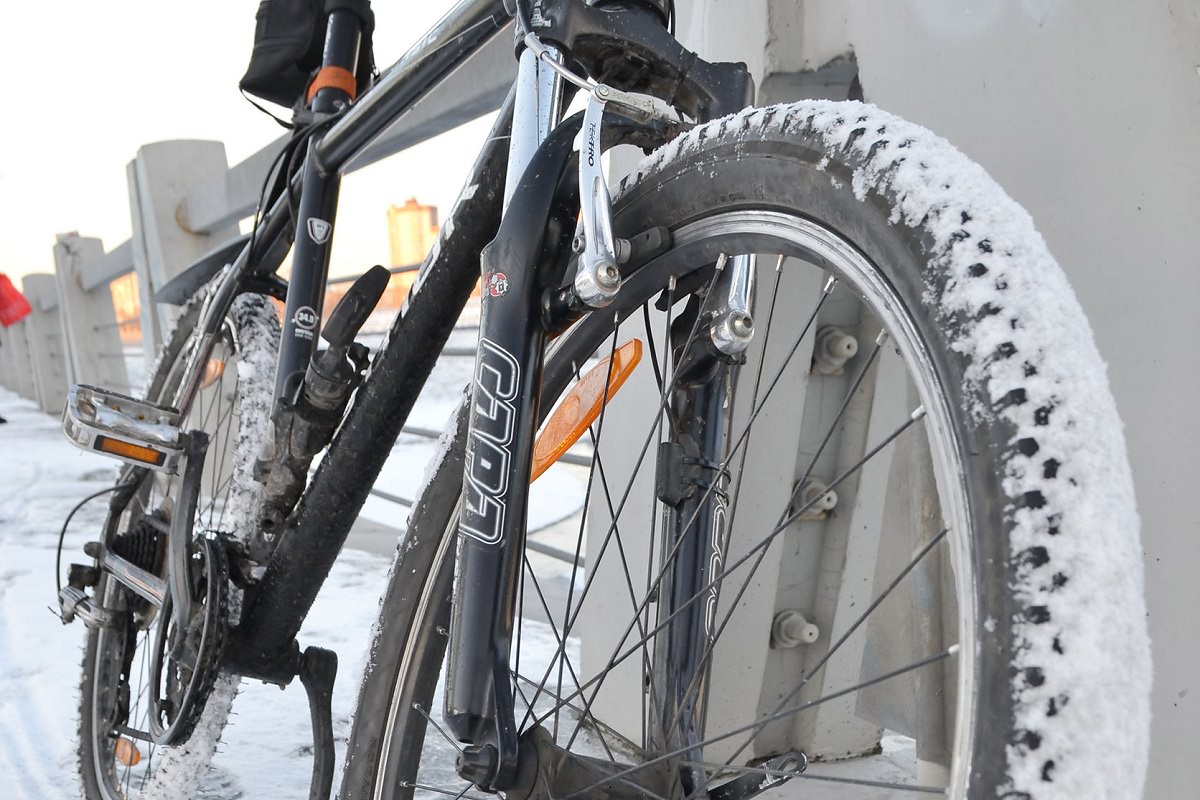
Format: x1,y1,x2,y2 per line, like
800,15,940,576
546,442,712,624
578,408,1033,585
0,25,592,567
1,22,514,409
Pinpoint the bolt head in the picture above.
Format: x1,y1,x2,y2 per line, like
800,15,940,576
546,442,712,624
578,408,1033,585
572,235,586,254
730,312,754,338
597,264,621,288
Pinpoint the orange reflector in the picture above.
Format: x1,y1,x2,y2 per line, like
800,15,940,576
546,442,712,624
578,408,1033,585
94,436,166,467
199,357,226,389
531,339,642,482
114,736,141,767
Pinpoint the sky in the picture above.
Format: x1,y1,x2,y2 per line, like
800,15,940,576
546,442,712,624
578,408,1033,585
0,0,497,282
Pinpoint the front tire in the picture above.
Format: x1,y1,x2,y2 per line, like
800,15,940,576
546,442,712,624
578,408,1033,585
342,100,1149,800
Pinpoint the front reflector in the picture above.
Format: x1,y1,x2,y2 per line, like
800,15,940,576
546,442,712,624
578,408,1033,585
531,339,642,482
94,435,167,467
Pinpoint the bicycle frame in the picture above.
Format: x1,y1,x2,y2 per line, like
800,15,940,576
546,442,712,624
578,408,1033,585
152,0,752,791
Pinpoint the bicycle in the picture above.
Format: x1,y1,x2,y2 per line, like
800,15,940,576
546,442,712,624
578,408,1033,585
56,0,1150,798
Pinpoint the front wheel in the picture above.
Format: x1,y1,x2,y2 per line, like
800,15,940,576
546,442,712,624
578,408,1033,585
341,100,1150,800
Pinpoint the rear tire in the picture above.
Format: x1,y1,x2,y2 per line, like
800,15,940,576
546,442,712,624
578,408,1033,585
341,100,1149,799
77,292,279,800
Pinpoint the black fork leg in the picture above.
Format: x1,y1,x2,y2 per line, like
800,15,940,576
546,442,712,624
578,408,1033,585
442,113,584,792
654,307,737,798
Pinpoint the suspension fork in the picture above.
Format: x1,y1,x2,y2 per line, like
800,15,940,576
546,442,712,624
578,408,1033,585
652,301,738,797
443,45,564,790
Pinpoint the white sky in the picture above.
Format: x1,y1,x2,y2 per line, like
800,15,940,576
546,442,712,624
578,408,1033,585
0,0,497,282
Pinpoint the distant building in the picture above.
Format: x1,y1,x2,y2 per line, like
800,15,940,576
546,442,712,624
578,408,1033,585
324,198,443,328
388,198,439,268
110,272,141,345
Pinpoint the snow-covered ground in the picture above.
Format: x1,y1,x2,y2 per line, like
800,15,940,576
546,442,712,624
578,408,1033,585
0,336,586,799
0,388,391,797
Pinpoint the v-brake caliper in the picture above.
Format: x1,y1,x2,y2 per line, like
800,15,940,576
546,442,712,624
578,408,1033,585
569,75,687,310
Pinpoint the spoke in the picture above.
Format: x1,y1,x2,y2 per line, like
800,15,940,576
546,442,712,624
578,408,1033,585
562,645,960,800
412,702,463,754
536,275,835,732
530,406,927,729
719,526,950,769
210,371,240,529
651,274,839,595
514,672,644,757
667,324,886,732
207,371,226,529
641,278,676,749
563,439,663,752
518,323,621,736
519,277,720,731
660,259,785,738
784,771,946,795
642,301,664,393
555,322,622,742
518,557,616,762
788,329,887,508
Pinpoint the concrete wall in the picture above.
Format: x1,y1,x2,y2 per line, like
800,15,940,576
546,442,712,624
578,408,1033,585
673,0,1197,794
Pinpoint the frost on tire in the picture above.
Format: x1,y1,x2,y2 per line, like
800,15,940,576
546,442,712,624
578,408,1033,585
625,100,1151,799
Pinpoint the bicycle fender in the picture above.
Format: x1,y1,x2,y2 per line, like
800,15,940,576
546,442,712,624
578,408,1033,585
154,233,251,305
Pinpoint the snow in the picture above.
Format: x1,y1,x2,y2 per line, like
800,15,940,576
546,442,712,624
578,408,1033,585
0,307,585,798
629,99,1150,799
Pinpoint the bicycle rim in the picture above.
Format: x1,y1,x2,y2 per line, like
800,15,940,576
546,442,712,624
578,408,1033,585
365,207,983,799
82,300,272,800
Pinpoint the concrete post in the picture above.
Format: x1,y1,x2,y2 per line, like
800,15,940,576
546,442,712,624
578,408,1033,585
21,274,72,415
126,141,240,367
52,235,130,395
3,319,39,403
0,323,17,391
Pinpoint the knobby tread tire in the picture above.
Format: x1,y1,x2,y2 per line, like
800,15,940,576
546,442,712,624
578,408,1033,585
342,100,1148,800
77,292,279,800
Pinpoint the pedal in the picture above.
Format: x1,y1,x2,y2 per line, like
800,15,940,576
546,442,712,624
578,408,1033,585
62,385,184,473
58,585,118,628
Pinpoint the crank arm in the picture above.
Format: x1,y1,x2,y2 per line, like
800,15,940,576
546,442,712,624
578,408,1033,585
167,431,210,624
94,544,168,609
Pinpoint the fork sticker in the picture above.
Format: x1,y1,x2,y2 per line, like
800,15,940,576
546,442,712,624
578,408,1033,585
460,338,520,545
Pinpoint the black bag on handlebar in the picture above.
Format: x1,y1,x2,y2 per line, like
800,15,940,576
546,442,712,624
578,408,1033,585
239,0,375,109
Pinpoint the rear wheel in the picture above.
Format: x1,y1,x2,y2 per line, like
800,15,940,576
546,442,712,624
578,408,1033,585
78,292,279,800
342,101,1149,799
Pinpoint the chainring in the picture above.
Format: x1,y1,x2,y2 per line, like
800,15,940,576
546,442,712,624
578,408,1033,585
147,534,229,746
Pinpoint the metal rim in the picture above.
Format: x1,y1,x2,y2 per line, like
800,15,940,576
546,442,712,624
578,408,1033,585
86,329,245,800
371,208,979,798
